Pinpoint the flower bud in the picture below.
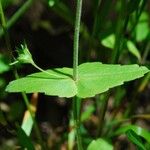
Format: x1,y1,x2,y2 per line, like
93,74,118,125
10,43,34,66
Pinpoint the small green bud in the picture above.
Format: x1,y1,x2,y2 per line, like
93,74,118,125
10,43,34,65
17,44,34,64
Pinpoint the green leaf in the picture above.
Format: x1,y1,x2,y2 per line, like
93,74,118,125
81,105,95,122
48,0,58,7
21,111,33,136
101,34,115,49
135,12,149,42
87,138,113,150
77,63,149,98
126,129,146,150
114,125,150,143
17,127,35,150
6,62,149,98
127,40,141,61
0,54,10,74
6,67,76,98
145,143,150,150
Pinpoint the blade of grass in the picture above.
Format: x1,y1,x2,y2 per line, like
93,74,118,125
130,0,147,34
51,1,74,25
0,0,35,37
0,0,11,60
111,0,127,63
92,0,112,38
96,93,110,137
113,125,150,143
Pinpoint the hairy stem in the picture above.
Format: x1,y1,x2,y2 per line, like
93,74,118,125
72,0,83,149
73,0,82,81
32,62,61,78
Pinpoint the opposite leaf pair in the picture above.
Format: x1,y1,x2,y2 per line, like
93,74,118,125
6,62,149,98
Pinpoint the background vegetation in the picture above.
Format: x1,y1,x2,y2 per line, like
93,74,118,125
0,0,150,149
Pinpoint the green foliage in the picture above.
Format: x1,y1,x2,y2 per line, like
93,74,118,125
126,129,146,150
81,104,95,122
11,44,34,65
6,62,149,98
1,0,13,9
21,111,33,136
135,12,150,41
101,34,115,49
1,0,150,149
101,34,143,61
127,40,141,61
127,0,141,14
0,54,9,74
87,138,113,150
47,0,59,7
114,125,150,143
6,67,76,97
17,127,35,150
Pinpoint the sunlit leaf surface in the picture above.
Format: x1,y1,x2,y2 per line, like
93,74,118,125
87,138,113,150
6,62,149,98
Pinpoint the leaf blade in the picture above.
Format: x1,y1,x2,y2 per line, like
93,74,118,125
87,138,113,150
126,129,146,150
127,40,141,61
6,62,149,98
6,68,77,98
77,62,149,98
114,125,150,143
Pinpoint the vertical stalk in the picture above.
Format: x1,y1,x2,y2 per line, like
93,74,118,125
73,0,83,149
111,0,126,63
130,0,146,34
73,0,82,81
96,93,110,137
0,1,44,148
73,97,83,150
92,0,102,38
0,0,11,59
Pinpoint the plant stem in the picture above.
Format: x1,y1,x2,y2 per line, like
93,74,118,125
72,0,83,149
72,97,83,150
130,0,146,34
0,0,11,59
97,93,110,137
73,0,82,81
0,1,44,148
111,0,127,63
32,62,61,78
92,0,102,38
0,0,34,37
